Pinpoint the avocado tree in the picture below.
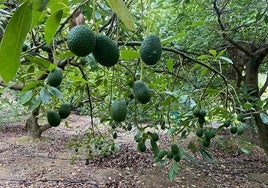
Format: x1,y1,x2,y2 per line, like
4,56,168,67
0,0,268,180
150,0,268,156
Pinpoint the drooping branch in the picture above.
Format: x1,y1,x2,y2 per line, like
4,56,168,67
212,0,253,57
69,62,95,139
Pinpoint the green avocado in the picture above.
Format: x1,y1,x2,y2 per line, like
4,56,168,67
133,80,151,104
47,110,61,127
67,25,96,57
138,142,146,152
140,34,162,65
171,144,179,154
58,103,71,119
111,100,127,122
230,126,238,134
47,68,63,87
93,34,119,67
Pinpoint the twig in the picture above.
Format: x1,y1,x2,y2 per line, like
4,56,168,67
55,0,90,36
212,0,253,57
69,62,95,139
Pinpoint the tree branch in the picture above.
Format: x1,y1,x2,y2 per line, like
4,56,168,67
212,0,253,57
39,123,52,133
254,44,268,57
0,80,23,90
69,62,95,139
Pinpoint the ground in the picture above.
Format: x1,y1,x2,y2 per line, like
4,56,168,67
0,114,268,188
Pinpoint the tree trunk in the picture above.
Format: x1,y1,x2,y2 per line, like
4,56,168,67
25,107,51,139
245,56,268,156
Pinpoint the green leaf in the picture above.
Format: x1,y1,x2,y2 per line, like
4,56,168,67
48,0,69,14
197,54,210,60
168,161,179,181
161,32,185,45
260,113,268,125
47,86,63,98
200,148,214,163
22,81,40,91
25,55,52,68
44,9,63,44
239,147,251,155
18,90,33,105
218,56,233,64
0,1,32,82
209,49,217,56
166,59,174,72
33,0,49,12
243,102,253,110
106,0,136,30
40,87,50,103
31,8,42,28
120,50,139,60
28,95,42,111
205,88,219,95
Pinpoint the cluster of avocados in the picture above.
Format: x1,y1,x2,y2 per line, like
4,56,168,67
46,103,71,127
67,25,119,67
223,115,245,136
193,108,207,125
67,27,164,135
194,112,245,148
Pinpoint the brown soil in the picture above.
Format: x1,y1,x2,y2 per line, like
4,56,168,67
0,114,268,188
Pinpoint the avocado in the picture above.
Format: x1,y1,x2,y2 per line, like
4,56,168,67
93,34,119,67
133,80,151,104
47,68,63,87
58,103,71,119
47,110,61,127
67,25,96,57
111,100,127,122
140,34,162,65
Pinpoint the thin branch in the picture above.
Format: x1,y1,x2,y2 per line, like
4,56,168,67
0,80,23,90
212,0,253,57
55,0,90,36
99,13,116,33
69,62,95,139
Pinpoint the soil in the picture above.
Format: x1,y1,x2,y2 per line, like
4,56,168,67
0,114,268,188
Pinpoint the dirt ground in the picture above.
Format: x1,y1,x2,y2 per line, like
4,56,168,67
0,114,268,188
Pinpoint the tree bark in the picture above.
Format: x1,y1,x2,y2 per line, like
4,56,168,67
245,56,268,156
25,107,51,139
